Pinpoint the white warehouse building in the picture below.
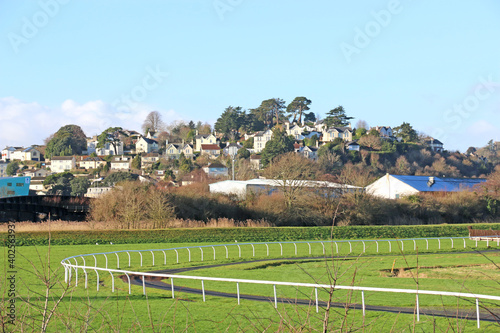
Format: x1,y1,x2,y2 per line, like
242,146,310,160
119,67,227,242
209,178,361,199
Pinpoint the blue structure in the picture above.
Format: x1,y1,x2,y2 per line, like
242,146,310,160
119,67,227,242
0,176,31,198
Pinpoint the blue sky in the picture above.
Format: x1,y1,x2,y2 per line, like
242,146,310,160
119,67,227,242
1,0,499,151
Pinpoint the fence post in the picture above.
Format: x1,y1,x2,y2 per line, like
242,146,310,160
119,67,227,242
127,252,131,267
162,250,166,265
237,282,240,305
81,256,86,267
125,273,131,294
171,278,175,299
142,275,146,295
266,243,269,256
315,287,319,313
416,294,420,322
294,243,297,256
104,254,108,269
361,290,365,317
139,252,143,266
251,244,255,257
438,239,441,250
175,249,179,263
64,266,68,283
109,272,114,292
400,240,404,252
237,244,241,258
115,253,120,268
93,255,97,267
94,269,99,291
273,284,277,308
413,239,416,251
362,241,365,253
212,246,216,260
463,238,466,248
426,239,428,250
388,241,391,252
73,259,78,287
476,298,480,329
187,248,191,262
335,242,338,254
308,243,311,255
376,241,379,253
348,242,352,253
202,280,206,302
321,242,325,255
83,269,88,289
279,243,283,256
150,251,155,266
450,238,454,248
224,246,228,259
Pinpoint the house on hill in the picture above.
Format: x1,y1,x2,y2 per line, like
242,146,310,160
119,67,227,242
50,156,76,173
202,163,229,178
253,129,273,153
425,138,444,152
366,174,486,199
136,137,159,153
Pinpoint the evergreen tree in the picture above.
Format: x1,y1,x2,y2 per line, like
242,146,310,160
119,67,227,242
286,97,312,123
324,105,353,127
261,128,294,167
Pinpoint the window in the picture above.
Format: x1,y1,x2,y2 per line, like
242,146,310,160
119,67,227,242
7,183,12,186
16,183,23,187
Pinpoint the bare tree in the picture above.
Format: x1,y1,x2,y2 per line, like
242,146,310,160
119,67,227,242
263,152,318,209
355,119,368,130
142,111,165,134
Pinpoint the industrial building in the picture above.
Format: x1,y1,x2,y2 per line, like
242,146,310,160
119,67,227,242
209,178,361,199
0,176,31,198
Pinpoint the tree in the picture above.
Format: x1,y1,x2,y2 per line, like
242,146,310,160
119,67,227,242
142,111,165,134
131,155,141,170
44,172,75,195
70,177,90,196
45,125,87,159
286,97,312,124
6,161,19,176
238,147,251,159
263,152,318,209
261,128,294,167
102,171,138,186
214,106,243,138
324,105,353,128
252,98,286,127
393,122,418,143
97,127,124,155
303,112,316,123
356,119,368,130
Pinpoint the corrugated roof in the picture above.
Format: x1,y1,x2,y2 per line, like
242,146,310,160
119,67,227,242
391,175,486,192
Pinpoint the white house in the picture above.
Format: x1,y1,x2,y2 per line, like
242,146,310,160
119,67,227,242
136,137,159,153
2,147,41,161
50,156,76,173
195,133,217,151
346,140,360,151
79,156,106,169
366,174,487,199
371,126,393,138
425,138,444,152
110,156,131,170
253,129,273,153
299,146,319,160
1,147,19,161
85,186,113,198
321,127,353,142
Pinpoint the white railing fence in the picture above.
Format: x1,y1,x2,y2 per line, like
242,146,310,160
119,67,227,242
61,237,500,329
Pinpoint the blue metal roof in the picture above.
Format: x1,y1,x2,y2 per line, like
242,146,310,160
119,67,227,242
391,175,486,192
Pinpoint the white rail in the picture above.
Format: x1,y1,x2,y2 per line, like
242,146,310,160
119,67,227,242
61,237,500,328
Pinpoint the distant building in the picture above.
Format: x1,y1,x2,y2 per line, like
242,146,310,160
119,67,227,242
253,129,273,153
136,137,159,153
209,178,361,200
0,176,31,198
50,156,76,173
366,174,486,199
202,163,229,178
425,138,444,153
0,161,8,177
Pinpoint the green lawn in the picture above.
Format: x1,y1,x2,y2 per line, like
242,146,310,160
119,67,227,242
2,239,500,332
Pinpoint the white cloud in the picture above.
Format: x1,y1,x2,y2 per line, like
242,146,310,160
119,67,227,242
0,97,183,148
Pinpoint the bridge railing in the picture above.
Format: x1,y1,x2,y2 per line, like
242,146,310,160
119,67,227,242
61,237,500,328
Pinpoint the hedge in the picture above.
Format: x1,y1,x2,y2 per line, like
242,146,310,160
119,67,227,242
2,223,500,246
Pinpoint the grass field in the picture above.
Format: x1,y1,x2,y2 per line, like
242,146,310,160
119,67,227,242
2,239,500,332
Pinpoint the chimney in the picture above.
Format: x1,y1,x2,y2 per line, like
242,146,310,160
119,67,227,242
427,177,435,187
